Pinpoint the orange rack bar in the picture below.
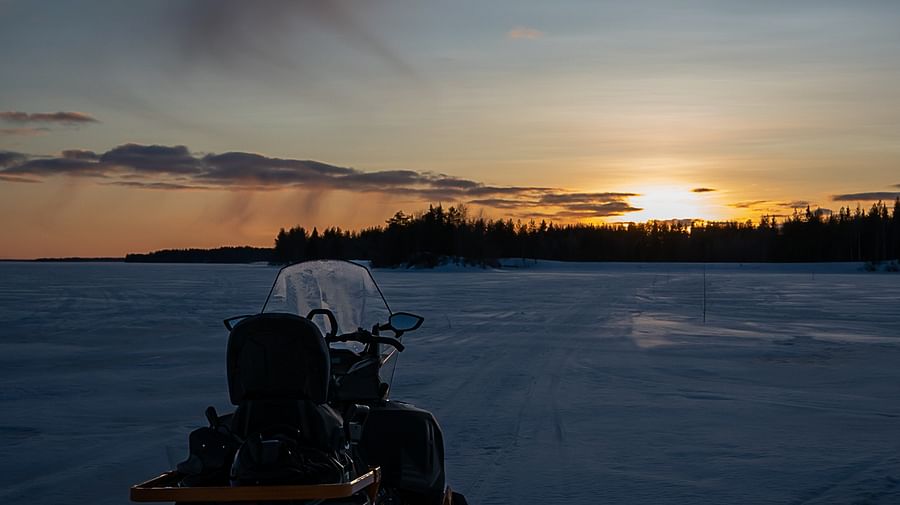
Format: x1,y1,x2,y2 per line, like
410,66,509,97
131,468,380,503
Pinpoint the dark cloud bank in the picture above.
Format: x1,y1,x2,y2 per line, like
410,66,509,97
0,111,98,124
0,144,641,220
833,192,900,202
0,111,99,137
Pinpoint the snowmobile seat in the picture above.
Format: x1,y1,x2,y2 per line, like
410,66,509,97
226,313,345,449
230,398,345,452
224,312,351,487
226,312,331,405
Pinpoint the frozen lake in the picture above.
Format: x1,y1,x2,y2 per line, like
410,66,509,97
1,261,899,504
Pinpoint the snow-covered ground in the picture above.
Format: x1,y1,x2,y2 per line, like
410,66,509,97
1,261,899,504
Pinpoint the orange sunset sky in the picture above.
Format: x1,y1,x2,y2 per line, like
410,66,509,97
2,1,900,258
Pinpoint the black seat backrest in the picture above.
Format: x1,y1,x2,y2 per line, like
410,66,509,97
226,313,330,405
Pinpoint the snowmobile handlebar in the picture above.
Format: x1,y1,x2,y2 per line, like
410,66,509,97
306,309,339,337
326,329,405,352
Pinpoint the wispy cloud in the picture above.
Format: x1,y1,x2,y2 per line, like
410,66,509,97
0,111,98,137
833,191,900,201
0,143,644,221
0,111,98,124
173,1,416,80
470,193,640,218
730,200,771,209
539,192,638,204
0,127,50,136
730,199,819,212
553,201,640,217
783,200,810,209
507,26,544,40
467,198,525,210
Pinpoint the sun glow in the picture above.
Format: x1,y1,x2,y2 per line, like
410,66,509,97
615,184,722,223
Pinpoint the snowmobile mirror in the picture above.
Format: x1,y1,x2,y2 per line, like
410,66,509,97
388,312,424,333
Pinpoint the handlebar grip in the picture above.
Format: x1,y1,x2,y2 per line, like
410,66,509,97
327,329,368,344
372,336,405,352
325,331,404,351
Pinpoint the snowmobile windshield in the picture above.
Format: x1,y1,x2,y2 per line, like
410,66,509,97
261,260,391,338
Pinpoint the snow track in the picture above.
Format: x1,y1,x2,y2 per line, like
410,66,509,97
2,261,900,504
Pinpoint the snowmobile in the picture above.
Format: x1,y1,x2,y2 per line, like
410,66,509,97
131,259,467,504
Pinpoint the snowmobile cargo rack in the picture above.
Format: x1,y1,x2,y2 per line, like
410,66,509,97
130,467,380,502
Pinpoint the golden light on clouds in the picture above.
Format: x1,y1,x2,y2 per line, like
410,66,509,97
614,184,729,223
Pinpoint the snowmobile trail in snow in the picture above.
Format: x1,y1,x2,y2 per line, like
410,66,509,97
2,262,900,504
377,264,900,505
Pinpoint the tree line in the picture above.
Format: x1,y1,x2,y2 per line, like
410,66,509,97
125,246,274,263
272,199,900,266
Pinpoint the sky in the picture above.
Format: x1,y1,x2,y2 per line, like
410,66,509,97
2,0,900,258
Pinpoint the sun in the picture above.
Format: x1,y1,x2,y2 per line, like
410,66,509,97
615,184,721,223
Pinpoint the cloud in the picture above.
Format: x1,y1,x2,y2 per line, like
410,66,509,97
341,169,426,188
555,201,641,216
0,151,38,182
0,151,28,168
471,192,640,218
539,192,638,205
1,157,109,177
0,143,648,221
100,144,201,174
197,152,355,187
62,149,99,161
730,200,771,209
731,200,822,212
426,175,482,190
174,1,416,79
507,26,544,40
832,192,900,201
0,127,50,136
0,111,98,137
0,174,39,183
0,111,99,124
467,198,527,209
108,180,200,190
459,185,545,197
692,187,716,193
